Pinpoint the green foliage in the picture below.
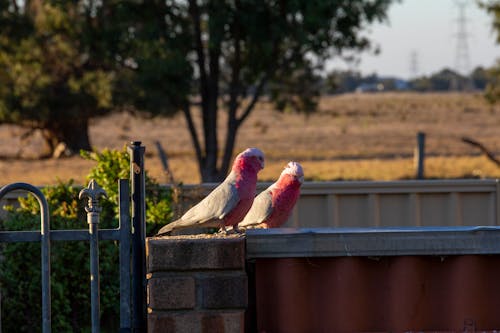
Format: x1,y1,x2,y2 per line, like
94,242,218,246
480,1,500,103
166,0,395,180
469,66,490,90
80,147,173,234
0,182,116,332
80,148,130,221
323,65,495,94
409,69,460,92
0,1,191,154
484,63,500,104
0,0,394,180
268,61,322,114
0,2,117,152
0,148,173,331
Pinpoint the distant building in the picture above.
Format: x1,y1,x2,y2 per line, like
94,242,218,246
355,83,384,93
355,78,409,93
392,79,410,90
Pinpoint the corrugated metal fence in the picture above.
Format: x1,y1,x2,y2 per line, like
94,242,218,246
174,179,500,228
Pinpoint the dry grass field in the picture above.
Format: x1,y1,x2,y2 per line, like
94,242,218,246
0,92,499,186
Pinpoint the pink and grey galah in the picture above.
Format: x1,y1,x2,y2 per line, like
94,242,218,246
237,161,303,230
156,148,265,235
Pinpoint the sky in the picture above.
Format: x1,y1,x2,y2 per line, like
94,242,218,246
328,0,500,79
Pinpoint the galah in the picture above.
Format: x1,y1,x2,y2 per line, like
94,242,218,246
238,161,303,230
156,148,265,235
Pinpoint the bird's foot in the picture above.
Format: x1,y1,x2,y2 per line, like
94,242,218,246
217,226,229,235
232,225,245,234
217,225,244,235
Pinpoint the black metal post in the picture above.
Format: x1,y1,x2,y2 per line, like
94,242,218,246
79,180,107,333
415,132,426,180
128,141,147,332
119,179,132,333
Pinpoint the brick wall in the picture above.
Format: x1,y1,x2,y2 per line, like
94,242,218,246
146,235,247,333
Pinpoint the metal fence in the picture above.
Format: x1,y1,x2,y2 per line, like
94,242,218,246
0,142,148,333
173,179,500,228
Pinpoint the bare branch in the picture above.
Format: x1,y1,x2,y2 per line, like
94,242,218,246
227,5,242,119
188,0,209,104
237,74,270,126
205,38,221,173
154,141,175,184
235,34,297,126
11,0,19,13
220,9,243,175
461,136,500,167
182,101,203,168
221,116,238,177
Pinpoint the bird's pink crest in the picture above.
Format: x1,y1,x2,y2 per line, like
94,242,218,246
234,147,265,171
282,161,304,182
239,147,264,160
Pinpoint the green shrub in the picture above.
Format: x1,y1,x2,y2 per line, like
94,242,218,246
81,147,173,234
0,148,172,332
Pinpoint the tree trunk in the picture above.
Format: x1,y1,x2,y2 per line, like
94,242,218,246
44,117,92,156
200,165,225,183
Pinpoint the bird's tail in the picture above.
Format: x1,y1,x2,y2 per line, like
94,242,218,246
156,221,177,236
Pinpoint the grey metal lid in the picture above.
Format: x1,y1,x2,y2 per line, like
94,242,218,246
246,226,500,258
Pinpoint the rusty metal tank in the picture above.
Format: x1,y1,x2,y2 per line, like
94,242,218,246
246,228,500,332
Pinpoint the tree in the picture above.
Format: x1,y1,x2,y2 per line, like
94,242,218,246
480,1,500,102
324,70,365,94
470,66,490,90
0,0,394,181
0,1,112,154
0,1,190,156
148,0,395,182
409,68,459,91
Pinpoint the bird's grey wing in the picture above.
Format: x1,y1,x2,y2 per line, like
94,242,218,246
239,189,273,227
180,177,239,225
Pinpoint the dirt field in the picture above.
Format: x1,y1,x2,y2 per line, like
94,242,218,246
0,92,499,186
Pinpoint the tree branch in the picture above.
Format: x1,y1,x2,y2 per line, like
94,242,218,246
236,73,270,126
235,31,300,126
221,5,242,175
221,71,269,175
222,30,281,171
154,140,176,184
227,1,242,118
461,136,500,167
11,0,19,13
182,101,203,168
188,0,209,105
205,37,221,173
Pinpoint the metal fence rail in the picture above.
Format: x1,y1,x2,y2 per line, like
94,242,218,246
0,182,51,332
0,141,148,333
0,180,131,333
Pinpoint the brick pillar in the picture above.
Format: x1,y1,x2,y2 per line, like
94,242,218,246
146,235,247,333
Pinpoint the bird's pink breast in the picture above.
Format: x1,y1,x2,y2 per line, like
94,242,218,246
222,195,255,227
266,176,301,228
224,161,259,227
